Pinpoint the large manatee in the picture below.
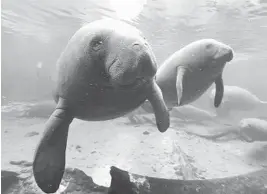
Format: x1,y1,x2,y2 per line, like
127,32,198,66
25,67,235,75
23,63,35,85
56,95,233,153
33,18,169,193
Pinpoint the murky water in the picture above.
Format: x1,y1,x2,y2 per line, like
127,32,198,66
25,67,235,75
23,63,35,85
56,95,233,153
2,0,267,105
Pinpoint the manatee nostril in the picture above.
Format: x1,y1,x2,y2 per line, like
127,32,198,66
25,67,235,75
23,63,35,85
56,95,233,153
132,42,142,51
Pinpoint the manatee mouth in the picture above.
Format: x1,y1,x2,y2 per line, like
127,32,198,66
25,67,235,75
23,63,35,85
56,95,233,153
214,48,234,62
108,58,150,89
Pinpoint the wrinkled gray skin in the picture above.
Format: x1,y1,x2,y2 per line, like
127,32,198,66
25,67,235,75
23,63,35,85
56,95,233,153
155,39,234,110
33,19,169,193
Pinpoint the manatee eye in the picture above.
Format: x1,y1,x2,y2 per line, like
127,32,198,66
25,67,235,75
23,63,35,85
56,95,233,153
206,43,213,50
205,43,217,58
92,40,103,51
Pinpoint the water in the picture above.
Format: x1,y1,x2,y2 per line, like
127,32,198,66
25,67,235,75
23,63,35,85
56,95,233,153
2,0,267,105
2,1,267,191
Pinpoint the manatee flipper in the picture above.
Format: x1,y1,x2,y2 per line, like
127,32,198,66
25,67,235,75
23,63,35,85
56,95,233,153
176,66,186,106
33,98,74,193
147,80,170,133
214,74,224,108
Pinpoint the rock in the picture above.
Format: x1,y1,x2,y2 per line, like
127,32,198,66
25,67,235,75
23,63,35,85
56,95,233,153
9,160,32,167
1,170,19,193
25,131,39,137
109,166,267,194
143,131,150,135
2,160,267,194
2,160,107,194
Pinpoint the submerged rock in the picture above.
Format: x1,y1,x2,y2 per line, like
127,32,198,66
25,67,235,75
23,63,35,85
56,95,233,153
1,161,107,194
1,170,20,193
109,166,267,194
2,159,267,194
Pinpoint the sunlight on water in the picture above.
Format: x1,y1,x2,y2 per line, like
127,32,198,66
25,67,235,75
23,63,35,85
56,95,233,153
109,0,147,21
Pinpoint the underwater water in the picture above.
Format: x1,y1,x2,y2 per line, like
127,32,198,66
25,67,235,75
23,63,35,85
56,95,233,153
2,0,267,104
1,0,267,192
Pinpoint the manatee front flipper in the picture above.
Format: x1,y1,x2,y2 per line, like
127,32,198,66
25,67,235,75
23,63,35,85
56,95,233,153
147,80,170,133
176,66,186,106
214,74,224,108
33,98,74,193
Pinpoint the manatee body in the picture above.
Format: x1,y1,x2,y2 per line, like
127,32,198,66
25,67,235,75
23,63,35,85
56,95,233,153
170,105,217,123
209,85,267,117
238,118,267,142
189,118,267,142
155,39,234,109
33,19,170,193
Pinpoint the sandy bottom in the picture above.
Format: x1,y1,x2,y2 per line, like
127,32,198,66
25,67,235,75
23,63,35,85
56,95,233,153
1,114,267,187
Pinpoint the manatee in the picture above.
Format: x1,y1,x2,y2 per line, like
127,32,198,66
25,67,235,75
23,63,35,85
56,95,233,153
155,39,234,109
170,105,217,123
209,85,267,117
32,18,170,193
187,118,267,142
238,118,267,142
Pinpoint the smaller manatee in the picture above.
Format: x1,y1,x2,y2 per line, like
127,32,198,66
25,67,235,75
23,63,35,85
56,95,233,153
156,39,234,109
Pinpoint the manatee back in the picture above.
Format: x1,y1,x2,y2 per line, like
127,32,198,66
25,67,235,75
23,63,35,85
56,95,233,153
213,86,261,110
240,118,267,141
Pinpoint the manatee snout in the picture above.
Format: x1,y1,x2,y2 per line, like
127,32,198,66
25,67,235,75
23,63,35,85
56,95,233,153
108,41,157,86
224,47,234,62
215,45,234,62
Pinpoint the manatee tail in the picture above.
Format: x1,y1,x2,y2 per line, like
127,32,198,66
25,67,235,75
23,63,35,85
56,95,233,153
33,98,73,193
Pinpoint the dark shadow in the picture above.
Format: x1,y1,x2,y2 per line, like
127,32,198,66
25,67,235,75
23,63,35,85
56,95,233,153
109,166,267,194
1,170,19,193
2,163,267,194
